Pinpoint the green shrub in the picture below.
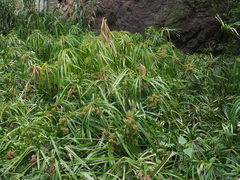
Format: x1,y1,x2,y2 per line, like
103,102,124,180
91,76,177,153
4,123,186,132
0,1,240,179
0,0,17,34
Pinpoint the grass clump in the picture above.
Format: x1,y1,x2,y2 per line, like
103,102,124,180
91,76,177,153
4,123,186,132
0,2,240,179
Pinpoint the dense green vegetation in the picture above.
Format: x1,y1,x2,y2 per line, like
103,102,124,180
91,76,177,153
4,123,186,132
0,0,240,179
216,0,240,56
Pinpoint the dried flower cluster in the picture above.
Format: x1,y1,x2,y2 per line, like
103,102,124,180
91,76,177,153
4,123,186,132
109,132,120,152
149,93,162,108
123,112,139,146
158,49,167,57
140,64,146,77
186,63,196,73
7,149,16,159
28,154,38,168
136,170,151,180
45,164,55,176
59,117,69,135
81,102,103,116
123,112,139,133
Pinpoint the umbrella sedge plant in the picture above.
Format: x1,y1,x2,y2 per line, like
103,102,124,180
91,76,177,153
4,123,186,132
0,5,240,179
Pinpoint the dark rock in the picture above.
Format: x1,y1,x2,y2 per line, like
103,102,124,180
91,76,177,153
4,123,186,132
60,0,224,54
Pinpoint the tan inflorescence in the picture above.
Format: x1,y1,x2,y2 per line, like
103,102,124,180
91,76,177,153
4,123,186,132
59,117,69,135
140,64,146,77
108,132,120,152
7,149,16,159
122,112,139,146
149,93,162,108
28,154,38,168
81,102,103,116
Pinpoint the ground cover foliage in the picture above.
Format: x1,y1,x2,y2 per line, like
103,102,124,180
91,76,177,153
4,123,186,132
1,1,240,180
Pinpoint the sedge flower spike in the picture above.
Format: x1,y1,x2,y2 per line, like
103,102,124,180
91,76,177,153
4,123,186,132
140,64,146,77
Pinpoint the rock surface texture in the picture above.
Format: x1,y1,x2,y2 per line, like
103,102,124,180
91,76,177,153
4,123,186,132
59,0,224,53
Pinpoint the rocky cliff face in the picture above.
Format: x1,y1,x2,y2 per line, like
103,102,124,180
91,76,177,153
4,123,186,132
59,0,224,53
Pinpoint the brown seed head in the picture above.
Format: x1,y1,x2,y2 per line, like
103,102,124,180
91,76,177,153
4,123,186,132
140,64,146,77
